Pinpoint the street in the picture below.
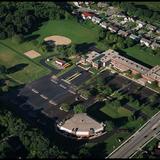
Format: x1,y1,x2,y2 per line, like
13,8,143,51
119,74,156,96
107,111,160,158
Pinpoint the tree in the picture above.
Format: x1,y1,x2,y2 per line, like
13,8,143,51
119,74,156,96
133,73,142,79
73,104,86,113
12,34,24,44
61,103,70,112
0,65,6,75
78,89,91,99
68,44,76,57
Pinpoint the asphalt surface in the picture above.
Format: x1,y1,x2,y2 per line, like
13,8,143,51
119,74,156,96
18,73,85,120
107,111,160,158
59,66,91,86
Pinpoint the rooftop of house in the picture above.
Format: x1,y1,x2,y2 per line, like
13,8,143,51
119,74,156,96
129,34,140,39
58,113,104,132
82,12,94,17
118,30,129,36
140,38,152,43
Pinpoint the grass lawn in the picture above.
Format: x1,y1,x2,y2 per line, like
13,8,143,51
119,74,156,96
100,105,133,119
0,43,50,84
142,106,159,118
122,45,160,67
105,131,131,153
33,19,100,44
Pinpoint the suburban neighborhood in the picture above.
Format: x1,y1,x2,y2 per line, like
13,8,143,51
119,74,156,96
0,1,160,159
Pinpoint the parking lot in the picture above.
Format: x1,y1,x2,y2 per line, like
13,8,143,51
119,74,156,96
59,66,91,86
18,73,85,120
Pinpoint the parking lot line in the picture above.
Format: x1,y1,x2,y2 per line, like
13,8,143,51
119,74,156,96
31,88,39,94
40,94,48,100
51,79,58,84
49,100,57,105
59,84,67,89
68,90,76,95
80,95,88,100
68,72,81,82
61,78,70,84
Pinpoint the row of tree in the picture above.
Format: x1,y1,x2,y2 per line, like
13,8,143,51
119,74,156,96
98,28,136,50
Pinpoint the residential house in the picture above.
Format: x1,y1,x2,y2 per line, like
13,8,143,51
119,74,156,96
81,12,94,20
92,16,101,24
118,30,129,37
156,29,160,34
140,38,152,47
146,24,157,31
116,13,126,18
108,26,119,33
97,2,108,8
100,21,109,29
129,34,140,42
151,42,160,50
136,20,146,27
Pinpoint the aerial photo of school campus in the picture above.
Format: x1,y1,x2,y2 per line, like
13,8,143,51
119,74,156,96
0,1,160,159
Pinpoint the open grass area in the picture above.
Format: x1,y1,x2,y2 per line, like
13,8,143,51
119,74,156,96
122,45,160,67
100,105,132,119
0,43,50,84
33,19,100,44
105,131,131,153
142,106,159,118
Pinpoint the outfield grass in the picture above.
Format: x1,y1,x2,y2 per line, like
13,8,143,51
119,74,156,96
0,43,50,84
33,19,100,44
100,106,132,119
122,45,160,66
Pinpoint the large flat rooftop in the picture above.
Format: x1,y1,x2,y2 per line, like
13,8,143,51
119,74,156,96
58,113,104,133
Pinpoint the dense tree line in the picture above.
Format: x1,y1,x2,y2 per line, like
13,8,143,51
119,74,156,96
0,2,72,40
0,109,67,158
98,29,136,50
111,2,160,26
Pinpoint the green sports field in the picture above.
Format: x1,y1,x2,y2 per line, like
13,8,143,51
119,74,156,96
34,19,100,44
0,42,50,84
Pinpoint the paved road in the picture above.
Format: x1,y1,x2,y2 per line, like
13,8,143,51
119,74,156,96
107,111,160,158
